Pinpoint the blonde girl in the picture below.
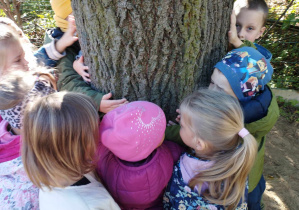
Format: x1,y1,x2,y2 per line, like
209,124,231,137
0,68,56,210
22,92,120,210
0,26,29,75
163,89,257,210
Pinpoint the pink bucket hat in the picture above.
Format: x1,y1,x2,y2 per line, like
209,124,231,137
100,101,166,162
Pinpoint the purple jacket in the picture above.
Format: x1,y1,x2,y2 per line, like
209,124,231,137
96,140,183,209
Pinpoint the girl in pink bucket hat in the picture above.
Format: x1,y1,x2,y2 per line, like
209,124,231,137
97,101,183,209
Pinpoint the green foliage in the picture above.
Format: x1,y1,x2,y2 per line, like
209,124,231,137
0,9,5,17
261,1,299,90
22,11,55,47
282,12,299,29
20,0,55,47
276,96,299,122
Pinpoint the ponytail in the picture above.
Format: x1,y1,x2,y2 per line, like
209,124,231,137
181,89,258,209
189,132,257,209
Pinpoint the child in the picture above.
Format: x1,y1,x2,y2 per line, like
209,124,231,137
229,0,269,50
0,69,56,210
166,47,279,209
42,0,128,113
0,26,29,75
22,92,120,210
164,89,257,209
97,101,183,209
1,14,127,114
210,46,279,209
0,16,77,70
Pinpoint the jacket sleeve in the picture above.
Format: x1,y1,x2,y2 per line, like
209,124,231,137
34,30,66,68
165,125,186,147
238,40,257,49
34,43,64,67
56,47,104,111
163,141,184,162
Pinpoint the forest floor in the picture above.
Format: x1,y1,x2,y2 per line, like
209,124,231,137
263,115,299,210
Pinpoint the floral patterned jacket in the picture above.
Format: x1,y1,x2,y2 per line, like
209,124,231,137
163,153,248,210
0,156,39,209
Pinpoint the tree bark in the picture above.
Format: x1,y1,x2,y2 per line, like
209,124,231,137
72,0,233,119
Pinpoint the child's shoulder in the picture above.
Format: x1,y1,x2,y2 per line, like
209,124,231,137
254,43,272,61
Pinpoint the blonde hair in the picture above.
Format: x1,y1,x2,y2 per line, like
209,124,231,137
0,26,21,74
22,92,99,189
0,68,57,110
180,89,257,209
0,17,24,39
0,18,37,73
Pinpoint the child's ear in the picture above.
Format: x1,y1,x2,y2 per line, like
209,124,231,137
195,138,206,151
259,26,266,38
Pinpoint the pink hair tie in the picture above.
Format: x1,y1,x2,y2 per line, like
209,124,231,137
238,128,249,138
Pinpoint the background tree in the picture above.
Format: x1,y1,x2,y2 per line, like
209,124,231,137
72,0,233,119
0,0,22,27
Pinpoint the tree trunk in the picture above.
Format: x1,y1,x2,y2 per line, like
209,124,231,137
72,0,233,119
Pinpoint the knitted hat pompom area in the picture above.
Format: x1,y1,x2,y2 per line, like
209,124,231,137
100,101,166,162
214,47,273,101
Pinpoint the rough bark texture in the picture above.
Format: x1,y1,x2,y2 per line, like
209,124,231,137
72,0,233,119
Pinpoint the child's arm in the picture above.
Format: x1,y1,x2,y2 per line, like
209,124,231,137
165,125,185,147
34,16,78,67
54,15,78,54
73,55,90,83
57,47,127,113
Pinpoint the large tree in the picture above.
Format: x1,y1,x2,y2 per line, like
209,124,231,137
72,0,233,119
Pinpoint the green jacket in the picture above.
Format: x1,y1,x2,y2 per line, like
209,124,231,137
165,88,279,192
245,88,279,192
56,47,104,111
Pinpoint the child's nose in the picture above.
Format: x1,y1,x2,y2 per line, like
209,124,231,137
238,28,245,40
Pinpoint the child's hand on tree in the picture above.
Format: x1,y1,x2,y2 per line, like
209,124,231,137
100,92,128,113
56,15,78,53
228,10,243,48
73,56,90,83
167,109,181,126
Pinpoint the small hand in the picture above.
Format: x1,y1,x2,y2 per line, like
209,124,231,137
228,10,243,48
99,92,128,113
73,56,90,82
175,109,181,123
167,120,178,126
56,15,78,53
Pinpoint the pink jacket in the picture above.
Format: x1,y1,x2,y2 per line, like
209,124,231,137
96,140,183,209
0,118,21,163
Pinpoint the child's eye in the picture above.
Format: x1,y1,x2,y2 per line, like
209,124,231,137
248,27,253,31
236,24,240,28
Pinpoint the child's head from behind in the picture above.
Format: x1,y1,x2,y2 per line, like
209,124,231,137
0,17,30,44
22,92,99,189
100,101,166,162
0,70,56,133
50,0,73,32
234,0,268,42
210,47,273,102
179,89,257,208
0,26,29,76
